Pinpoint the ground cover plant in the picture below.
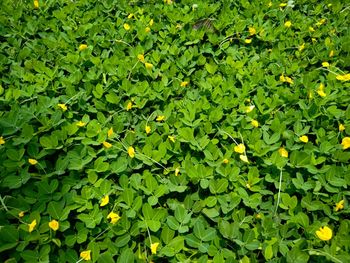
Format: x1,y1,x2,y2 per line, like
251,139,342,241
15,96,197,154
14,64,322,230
0,0,350,262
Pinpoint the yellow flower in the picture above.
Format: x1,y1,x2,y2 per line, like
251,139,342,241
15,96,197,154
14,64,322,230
128,13,134,19
149,19,154,26
180,81,189,87
156,115,165,122
336,73,350,81
28,158,38,165
80,250,91,261
222,158,229,164
341,137,350,150
245,38,252,44
278,147,288,158
234,144,246,154
18,211,25,218
76,121,86,127
316,226,332,241
312,38,317,43
245,105,255,113
175,167,180,176
268,1,272,7
284,21,292,28
103,141,112,149
309,26,315,32
124,23,131,30
145,27,151,33
329,50,334,57
107,127,114,138
128,146,135,158
322,62,330,67
49,220,59,231
316,18,326,26
248,27,256,36
0,136,5,145
145,125,151,134
100,195,109,207
251,120,259,128
151,242,159,254
299,43,305,51
79,44,88,51
335,200,344,212
137,54,145,63
28,219,37,233
145,62,153,69
279,3,287,7
165,0,173,4
299,135,309,143
107,211,121,224
285,76,293,84
339,124,345,132
58,103,67,111
126,101,133,111
34,0,39,9
239,155,249,163
317,83,326,97
168,135,175,143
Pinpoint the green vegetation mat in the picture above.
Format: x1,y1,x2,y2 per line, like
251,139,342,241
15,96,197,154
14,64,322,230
1,0,350,262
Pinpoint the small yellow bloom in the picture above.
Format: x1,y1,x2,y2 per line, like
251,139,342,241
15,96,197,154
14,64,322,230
18,211,25,218
49,220,59,231
156,115,165,122
126,101,133,111
107,211,121,224
299,135,309,143
137,54,145,63
175,167,180,176
239,155,249,163
28,219,37,233
285,76,293,84
234,144,246,154
128,13,134,19
309,26,315,32
279,3,287,7
246,183,251,189
329,50,334,57
100,195,109,207
311,38,317,43
145,62,153,69
299,43,305,51
284,21,292,28
28,158,38,165
76,121,86,127
280,74,286,82
145,125,151,134
223,158,229,164
251,120,259,128
149,19,154,26
124,23,131,30
322,62,330,67
341,137,350,150
339,124,345,132
245,38,252,44
151,242,159,254
335,200,345,212
128,146,135,158
107,127,114,138
268,1,272,7
316,226,332,241
317,83,326,97
145,27,151,33
58,103,67,111
180,81,189,87
168,135,175,143
34,0,39,9
316,18,326,26
278,147,288,158
165,0,173,4
79,44,88,51
245,105,255,113
80,250,91,261
103,141,112,149
0,136,5,145
248,27,256,36
336,73,350,82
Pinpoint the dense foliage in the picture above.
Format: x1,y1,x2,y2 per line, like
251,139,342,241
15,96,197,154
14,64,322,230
1,0,350,262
